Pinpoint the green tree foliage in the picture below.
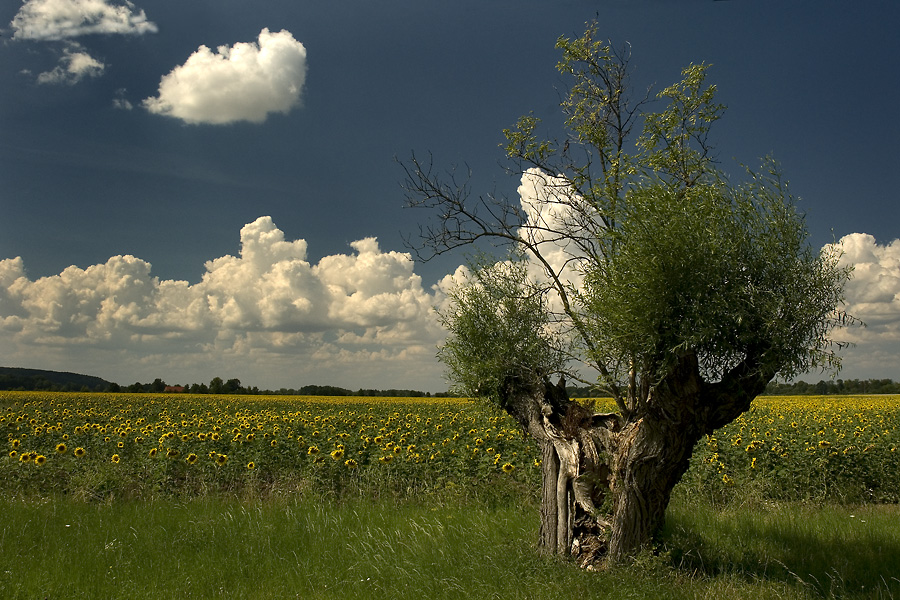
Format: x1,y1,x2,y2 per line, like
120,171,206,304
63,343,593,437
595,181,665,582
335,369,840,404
579,164,846,392
223,378,242,394
438,259,568,402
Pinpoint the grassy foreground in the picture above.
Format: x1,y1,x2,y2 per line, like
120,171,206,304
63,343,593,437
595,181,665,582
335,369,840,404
2,489,899,600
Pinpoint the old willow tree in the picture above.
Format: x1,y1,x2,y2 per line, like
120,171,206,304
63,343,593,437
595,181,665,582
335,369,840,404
402,22,852,567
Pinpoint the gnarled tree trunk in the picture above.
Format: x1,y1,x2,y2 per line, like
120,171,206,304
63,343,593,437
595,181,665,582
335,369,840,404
500,351,774,568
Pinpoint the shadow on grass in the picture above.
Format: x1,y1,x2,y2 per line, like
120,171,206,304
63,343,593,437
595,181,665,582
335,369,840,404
661,502,900,598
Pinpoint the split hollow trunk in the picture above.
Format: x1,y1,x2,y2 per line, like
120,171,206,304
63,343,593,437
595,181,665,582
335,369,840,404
539,440,572,554
502,377,622,567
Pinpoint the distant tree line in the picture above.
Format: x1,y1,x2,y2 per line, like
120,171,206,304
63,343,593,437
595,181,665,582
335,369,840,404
0,369,454,397
107,378,455,397
0,367,111,392
109,377,250,395
8,367,897,397
278,384,452,398
565,380,900,398
109,378,900,397
761,378,900,395
0,374,104,393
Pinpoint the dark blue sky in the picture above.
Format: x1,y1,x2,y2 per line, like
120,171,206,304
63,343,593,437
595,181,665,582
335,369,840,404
3,0,897,284
1,0,898,389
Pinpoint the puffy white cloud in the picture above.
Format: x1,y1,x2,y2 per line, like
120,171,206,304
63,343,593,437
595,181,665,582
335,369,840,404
0,217,447,390
0,257,29,323
823,233,900,378
197,217,326,330
516,168,598,282
837,234,900,308
11,0,157,41
518,169,582,244
316,238,436,328
142,29,308,125
36,42,105,85
8,254,159,344
514,168,594,317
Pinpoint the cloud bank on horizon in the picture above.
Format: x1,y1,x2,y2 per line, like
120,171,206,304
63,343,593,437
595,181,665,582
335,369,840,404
0,217,459,390
829,234,900,376
1,211,898,390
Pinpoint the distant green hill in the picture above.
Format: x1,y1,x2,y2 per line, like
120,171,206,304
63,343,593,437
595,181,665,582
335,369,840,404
0,367,114,392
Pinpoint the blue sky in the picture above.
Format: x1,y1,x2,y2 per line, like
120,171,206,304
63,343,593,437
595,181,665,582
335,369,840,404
1,0,898,391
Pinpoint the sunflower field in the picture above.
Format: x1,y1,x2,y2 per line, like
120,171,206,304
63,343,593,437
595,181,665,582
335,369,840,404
686,395,900,503
3,391,899,504
1,391,543,501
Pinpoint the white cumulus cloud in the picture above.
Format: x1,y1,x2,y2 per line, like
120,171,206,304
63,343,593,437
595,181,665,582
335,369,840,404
142,29,308,125
36,42,105,85
825,233,900,378
517,167,590,287
10,0,157,41
0,217,446,390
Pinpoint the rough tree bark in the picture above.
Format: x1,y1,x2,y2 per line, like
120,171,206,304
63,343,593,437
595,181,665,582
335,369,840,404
499,350,776,568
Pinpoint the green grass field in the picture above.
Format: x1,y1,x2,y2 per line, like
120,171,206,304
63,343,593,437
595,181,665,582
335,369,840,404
3,492,899,599
3,392,900,599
